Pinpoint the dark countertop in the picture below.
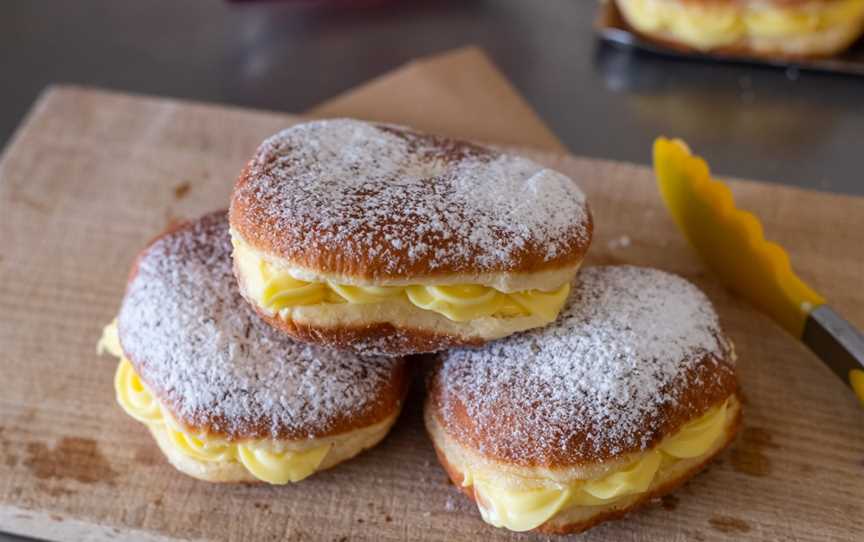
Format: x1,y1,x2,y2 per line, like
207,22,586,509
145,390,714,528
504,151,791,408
3,0,864,195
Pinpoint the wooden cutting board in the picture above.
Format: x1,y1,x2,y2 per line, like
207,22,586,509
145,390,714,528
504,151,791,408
0,86,862,542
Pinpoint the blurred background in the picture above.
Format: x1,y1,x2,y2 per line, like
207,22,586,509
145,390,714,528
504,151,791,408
2,0,863,195
1,3,863,541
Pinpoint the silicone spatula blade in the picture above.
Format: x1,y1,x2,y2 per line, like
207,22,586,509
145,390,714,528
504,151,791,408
653,137,864,405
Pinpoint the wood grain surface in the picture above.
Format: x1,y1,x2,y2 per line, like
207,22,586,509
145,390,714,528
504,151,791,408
0,86,862,542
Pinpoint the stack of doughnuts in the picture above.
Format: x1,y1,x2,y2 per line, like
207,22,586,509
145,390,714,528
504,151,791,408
100,118,740,534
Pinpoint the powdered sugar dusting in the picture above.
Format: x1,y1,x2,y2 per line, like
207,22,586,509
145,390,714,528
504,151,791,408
435,266,734,465
117,212,403,440
232,119,591,276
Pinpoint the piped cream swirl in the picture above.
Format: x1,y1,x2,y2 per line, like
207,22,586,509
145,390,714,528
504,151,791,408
455,399,733,532
232,235,571,323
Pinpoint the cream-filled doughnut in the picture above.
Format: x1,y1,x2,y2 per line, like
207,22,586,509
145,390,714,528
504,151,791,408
229,119,593,356
616,0,864,59
426,266,740,534
99,211,408,484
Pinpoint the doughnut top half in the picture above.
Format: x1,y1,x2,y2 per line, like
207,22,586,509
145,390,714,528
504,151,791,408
230,119,592,280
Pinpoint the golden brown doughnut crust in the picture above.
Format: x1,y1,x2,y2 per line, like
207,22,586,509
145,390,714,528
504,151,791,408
117,211,409,441
432,401,741,534
229,120,593,281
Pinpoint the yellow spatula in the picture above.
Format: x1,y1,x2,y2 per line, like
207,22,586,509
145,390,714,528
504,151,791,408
653,137,864,406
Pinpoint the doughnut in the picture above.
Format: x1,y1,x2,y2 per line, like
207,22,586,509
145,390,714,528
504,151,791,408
615,0,864,59
425,266,740,534
98,211,408,484
229,119,593,356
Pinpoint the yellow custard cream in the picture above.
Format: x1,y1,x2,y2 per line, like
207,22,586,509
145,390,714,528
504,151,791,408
461,400,731,532
102,323,330,484
232,236,570,323
619,0,864,50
